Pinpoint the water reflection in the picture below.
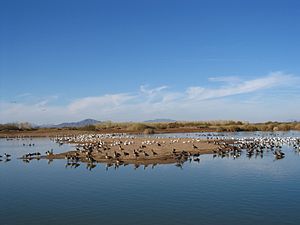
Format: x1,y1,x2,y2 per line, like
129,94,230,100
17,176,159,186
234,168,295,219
1,134,300,225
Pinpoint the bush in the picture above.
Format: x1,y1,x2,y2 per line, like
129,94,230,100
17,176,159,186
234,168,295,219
127,123,152,132
143,128,155,134
278,124,290,131
80,125,96,131
243,125,259,132
294,124,300,130
0,122,34,131
216,126,226,132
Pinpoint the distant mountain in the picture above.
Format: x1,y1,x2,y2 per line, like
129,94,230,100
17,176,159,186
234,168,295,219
144,118,176,123
41,119,101,128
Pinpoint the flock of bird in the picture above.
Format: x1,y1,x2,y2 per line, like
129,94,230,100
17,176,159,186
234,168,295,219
1,134,300,171
212,136,300,160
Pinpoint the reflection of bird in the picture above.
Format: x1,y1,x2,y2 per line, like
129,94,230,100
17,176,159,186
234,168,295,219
10,101,17,104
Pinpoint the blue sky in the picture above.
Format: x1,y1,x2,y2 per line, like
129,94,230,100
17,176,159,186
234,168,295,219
0,0,300,123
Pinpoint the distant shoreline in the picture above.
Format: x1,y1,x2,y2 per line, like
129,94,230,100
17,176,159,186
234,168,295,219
1,126,299,138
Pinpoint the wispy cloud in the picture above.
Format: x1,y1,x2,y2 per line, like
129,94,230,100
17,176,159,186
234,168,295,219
68,94,134,113
15,93,32,98
0,71,299,124
187,72,294,100
208,76,241,84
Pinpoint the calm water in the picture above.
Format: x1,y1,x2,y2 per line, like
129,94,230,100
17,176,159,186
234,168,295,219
1,132,300,225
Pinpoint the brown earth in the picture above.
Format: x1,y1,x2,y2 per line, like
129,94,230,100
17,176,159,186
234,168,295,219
44,137,218,165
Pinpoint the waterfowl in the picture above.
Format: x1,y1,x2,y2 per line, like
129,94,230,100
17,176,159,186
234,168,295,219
151,149,158,156
273,150,285,159
133,150,139,158
114,151,121,158
116,159,124,165
86,155,96,163
65,155,71,161
193,157,200,163
105,153,113,160
4,153,11,158
46,149,54,156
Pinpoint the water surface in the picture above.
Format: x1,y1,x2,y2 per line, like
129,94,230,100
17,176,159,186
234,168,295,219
1,132,300,225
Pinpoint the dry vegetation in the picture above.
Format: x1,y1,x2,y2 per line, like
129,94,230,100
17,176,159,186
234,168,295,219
0,121,300,136
93,120,300,133
0,122,36,131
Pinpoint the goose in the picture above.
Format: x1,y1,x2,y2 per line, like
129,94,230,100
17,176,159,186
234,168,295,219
65,155,71,161
86,156,96,163
115,159,124,165
105,153,113,160
151,163,157,169
4,153,11,158
46,149,54,156
193,153,200,158
86,163,96,170
114,151,121,158
151,149,158,156
273,150,285,159
133,149,139,158
193,157,200,163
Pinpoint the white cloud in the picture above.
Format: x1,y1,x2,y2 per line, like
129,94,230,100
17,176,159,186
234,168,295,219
187,72,294,100
68,94,134,113
0,71,299,124
208,76,241,84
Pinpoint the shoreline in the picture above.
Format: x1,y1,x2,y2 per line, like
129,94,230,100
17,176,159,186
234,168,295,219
1,128,300,138
0,128,215,138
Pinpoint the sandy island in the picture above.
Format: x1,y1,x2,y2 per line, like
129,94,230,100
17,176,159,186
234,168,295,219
43,137,219,165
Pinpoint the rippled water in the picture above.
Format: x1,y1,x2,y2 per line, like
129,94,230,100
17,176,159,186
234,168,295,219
1,132,300,225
